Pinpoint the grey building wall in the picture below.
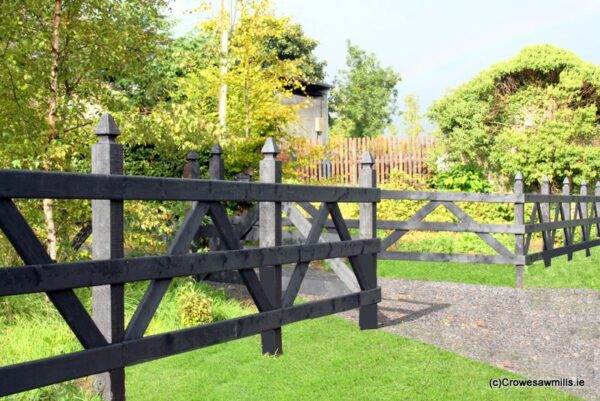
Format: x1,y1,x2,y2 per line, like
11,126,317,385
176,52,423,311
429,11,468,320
284,89,330,144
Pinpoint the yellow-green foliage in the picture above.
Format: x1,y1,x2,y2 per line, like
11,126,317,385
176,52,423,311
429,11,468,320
378,170,428,221
162,0,322,177
177,282,214,327
124,201,186,257
332,169,513,224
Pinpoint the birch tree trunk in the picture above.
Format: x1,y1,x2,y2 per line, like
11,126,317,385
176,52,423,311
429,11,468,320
218,0,229,138
43,0,62,261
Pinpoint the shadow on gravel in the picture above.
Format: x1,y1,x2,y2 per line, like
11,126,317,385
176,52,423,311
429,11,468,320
378,298,451,327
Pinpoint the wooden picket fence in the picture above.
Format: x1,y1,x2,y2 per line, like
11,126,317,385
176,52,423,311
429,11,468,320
289,136,435,185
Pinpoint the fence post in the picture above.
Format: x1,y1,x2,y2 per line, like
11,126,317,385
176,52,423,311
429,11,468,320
92,113,125,401
562,177,573,261
513,172,525,289
540,176,551,267
259,138,283,355
184,151,199,214
596,182,600,237
183,151,199,179
209,143,224,180
359,151,378,329
580,181,591,257
208,145,224,255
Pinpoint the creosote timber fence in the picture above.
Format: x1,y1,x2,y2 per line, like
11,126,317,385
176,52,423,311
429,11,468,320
378,175,600,288
189,145,375,293
1,114,597,400
0,114,381,400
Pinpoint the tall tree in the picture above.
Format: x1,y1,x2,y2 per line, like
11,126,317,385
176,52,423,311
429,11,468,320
330,42,401,137
429,45,600,188
217,0,232,137
149,0,324,175
401,94,423,137
44,0,63,259
0,0,169,258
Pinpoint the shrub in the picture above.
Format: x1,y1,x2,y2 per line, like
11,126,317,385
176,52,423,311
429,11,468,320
428,164,491,193
177,282,214,327
429,45,600,189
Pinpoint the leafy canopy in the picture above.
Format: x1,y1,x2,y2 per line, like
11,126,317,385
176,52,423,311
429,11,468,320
0,0,170,262
0,0,170,172
0,0,326,262
139,0,325,176
330,42,401,138
429,45,600,188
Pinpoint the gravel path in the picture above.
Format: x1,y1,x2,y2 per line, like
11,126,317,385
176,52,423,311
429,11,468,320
211,270,600,400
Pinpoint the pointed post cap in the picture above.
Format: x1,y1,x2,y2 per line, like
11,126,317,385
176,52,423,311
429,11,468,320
210,143,222,155
542,175,549,183
95,113,120,137
596,181,600,189
563,176,570,185
186,151,199,161
360,151,375,166
580,180,588,187
261,137,279,156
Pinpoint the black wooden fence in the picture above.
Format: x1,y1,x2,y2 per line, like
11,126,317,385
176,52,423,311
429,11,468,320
191,146,599,290
0,114,381,399
378,174,600,287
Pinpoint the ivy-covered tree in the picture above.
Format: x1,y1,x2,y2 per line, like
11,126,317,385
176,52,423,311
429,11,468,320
330,42,401,138
429,45,600,189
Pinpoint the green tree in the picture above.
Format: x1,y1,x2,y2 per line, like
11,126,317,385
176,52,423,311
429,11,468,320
330,42,401,137
0,0,169,259
402,94,423,137
263,19,326,82
429,45,600,189
144,0,325,175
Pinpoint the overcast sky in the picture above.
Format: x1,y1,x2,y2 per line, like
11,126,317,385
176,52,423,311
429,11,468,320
169,0,600,123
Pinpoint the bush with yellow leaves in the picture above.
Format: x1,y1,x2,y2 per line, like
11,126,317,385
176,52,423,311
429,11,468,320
177,282,214,327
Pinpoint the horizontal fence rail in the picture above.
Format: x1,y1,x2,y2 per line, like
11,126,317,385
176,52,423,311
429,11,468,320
0,115,381,400
0,170,379,202
0,239,380,297
381,190,521,203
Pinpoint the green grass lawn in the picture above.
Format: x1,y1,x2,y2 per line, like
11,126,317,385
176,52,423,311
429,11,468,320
378,250,599,291
126,316,579,401
3,250,596,401
4,290,583,401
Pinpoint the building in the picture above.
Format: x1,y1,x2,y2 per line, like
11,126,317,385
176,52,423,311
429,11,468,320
285,82,332,144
